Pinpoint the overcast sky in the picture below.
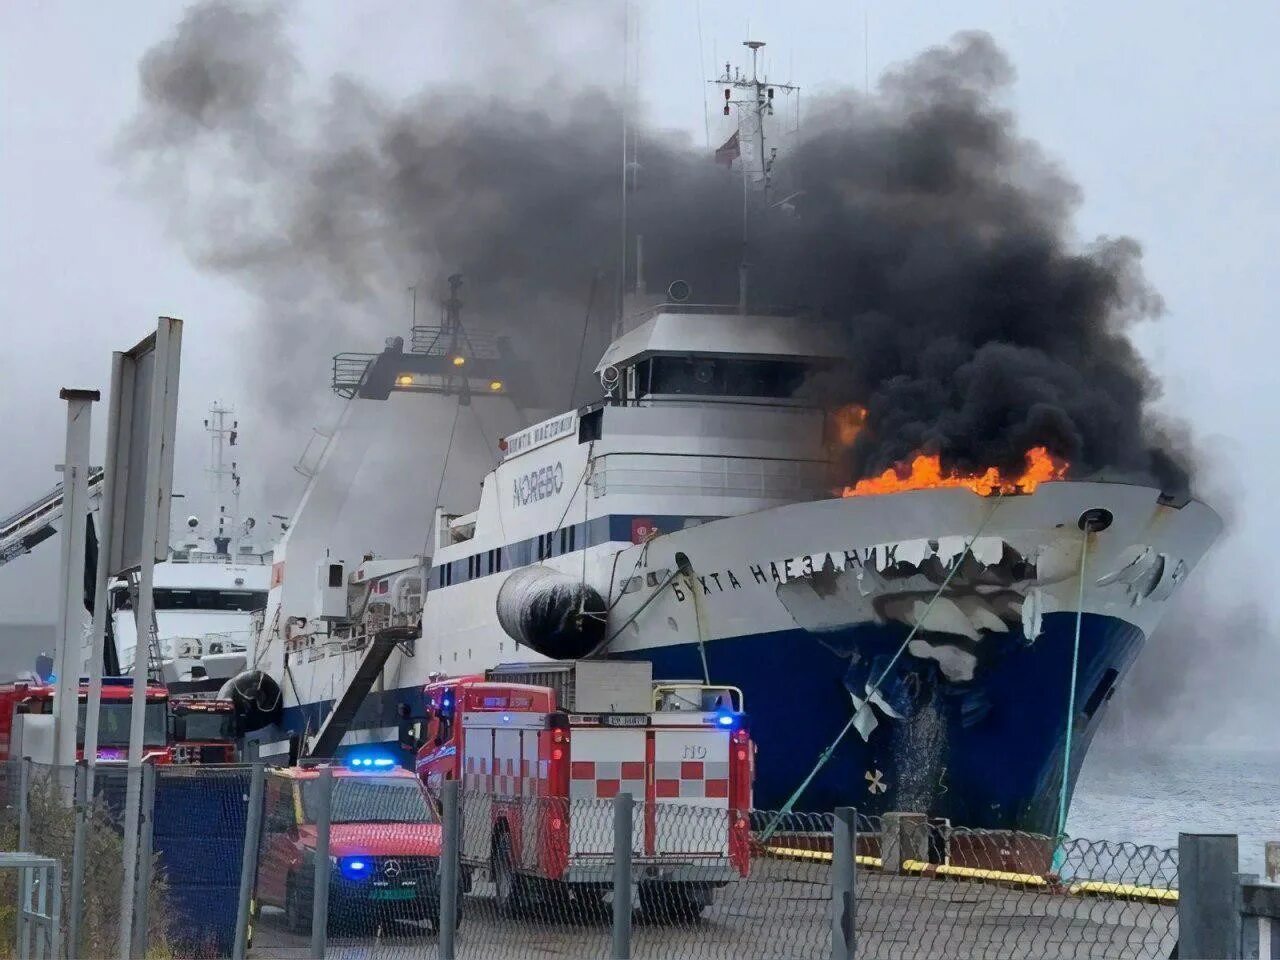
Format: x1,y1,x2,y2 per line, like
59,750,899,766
2,1,1276,661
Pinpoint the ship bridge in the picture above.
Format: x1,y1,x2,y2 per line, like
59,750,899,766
596,304,845,402
570,304,849,513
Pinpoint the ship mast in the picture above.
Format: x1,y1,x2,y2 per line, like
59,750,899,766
712,40,799,312
203,402,240,554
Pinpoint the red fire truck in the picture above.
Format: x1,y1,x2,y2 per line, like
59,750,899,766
0,677,172,763
169,698,238,764
415,660,752,919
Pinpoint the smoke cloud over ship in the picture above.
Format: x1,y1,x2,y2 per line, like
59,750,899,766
118,1,1192,495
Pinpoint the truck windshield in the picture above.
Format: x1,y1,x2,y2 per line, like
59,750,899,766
78,701,167,748
301,777,436,825
180,712,234,742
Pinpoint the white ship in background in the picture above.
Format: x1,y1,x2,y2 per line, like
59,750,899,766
113,404,283,692
0,402,283,691
243,43,1221,833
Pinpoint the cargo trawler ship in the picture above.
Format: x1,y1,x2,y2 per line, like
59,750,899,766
246,45,1221,834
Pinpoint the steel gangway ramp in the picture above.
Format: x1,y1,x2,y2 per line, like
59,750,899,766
304,624,417,760
0,468,105,568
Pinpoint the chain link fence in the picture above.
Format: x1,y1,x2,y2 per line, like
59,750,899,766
0,762,1195,959
850,821,1178,960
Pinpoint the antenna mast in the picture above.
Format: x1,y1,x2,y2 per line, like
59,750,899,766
714,41,799,206
616,1,631,336
203,402,240,553
711,39,799,312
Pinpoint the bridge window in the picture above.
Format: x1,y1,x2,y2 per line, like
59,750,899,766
648,357,811,399
150,589,267,612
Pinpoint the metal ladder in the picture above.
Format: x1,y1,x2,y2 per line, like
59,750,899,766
127,573,165,682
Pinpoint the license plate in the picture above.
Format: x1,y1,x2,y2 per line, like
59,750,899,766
371,889,416,901
600,714,648,727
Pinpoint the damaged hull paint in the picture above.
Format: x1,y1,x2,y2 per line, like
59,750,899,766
600,481,1220,831
619,611,1142,833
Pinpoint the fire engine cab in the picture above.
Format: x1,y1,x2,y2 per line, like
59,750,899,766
169,698,238,764
0,677,171,763
415,660,752,919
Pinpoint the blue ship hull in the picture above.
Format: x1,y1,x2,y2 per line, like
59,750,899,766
630,611,1143,833
278,610,1141,834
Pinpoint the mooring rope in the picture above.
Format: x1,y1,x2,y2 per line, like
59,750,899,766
761,493,1006,842
676,555,712,685
596,567,681,654
1056,522,1091,843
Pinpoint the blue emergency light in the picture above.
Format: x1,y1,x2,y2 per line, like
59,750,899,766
338,857,371,881
715,712,737,727
347,754,397,770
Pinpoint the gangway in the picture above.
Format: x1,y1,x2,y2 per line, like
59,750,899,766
304,625,416,759
0,468,104,569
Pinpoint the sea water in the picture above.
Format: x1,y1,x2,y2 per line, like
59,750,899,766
1069,744,1279,875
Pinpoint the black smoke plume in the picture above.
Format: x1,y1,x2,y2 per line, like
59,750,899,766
118,2,1192,495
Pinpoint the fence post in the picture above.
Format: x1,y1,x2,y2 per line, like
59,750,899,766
310,767,333,960
1235,873,1259,959
832,806,857,960
233,762,266,960
438,779,460,960
1178,833,1240,959
68,759,88,959
881,812,927,874
131,762,158,959
17,758,31,853
50,858,63,960
1239,874,1280,960
612,792,633,960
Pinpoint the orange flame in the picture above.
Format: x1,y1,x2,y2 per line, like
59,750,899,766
830,405,868,447
841,446,1068,498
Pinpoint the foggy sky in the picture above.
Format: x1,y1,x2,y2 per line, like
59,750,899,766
0,1,1276,744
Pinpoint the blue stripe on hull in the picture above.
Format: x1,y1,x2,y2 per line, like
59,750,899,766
276,611,1141,833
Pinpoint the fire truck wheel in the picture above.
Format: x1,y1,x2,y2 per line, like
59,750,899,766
491,831,525,916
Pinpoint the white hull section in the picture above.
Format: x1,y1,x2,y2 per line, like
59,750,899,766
275,480,1218,716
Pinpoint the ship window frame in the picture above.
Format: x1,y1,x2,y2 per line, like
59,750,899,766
646,355,813,400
